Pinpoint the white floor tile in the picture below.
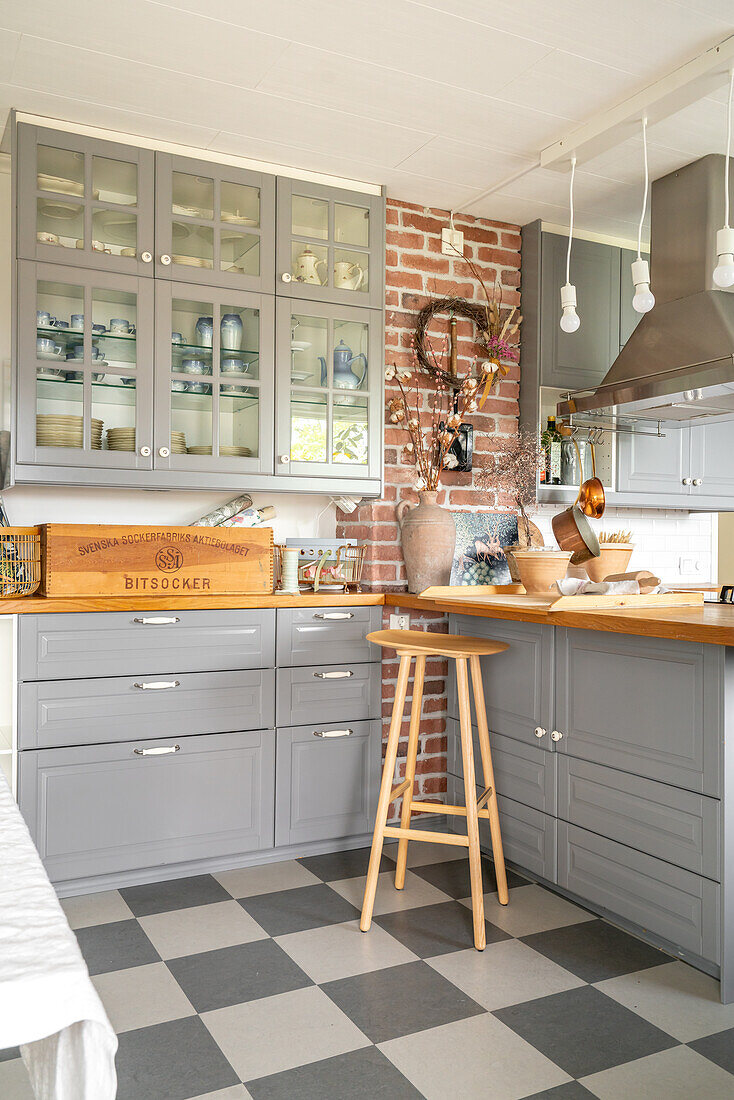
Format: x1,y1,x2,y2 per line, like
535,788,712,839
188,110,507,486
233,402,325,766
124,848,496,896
581,1044,734,1100
92,962,195,1033
60,889,133,929
214,860,321,899
328,869,450,915
190,1087,253,1100
459,884,595,938
276,919,418,984
139,900,267,959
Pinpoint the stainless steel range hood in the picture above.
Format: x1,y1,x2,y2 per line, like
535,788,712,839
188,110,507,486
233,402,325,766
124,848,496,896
558,154,734,427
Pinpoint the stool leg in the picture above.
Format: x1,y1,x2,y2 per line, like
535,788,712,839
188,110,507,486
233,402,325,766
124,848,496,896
395,653,425,890
470,654,509,906
456,656,486,950
361,652,412,932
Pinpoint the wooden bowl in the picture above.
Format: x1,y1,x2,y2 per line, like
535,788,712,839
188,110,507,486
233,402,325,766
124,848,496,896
512,550,573,596
584,544,634,583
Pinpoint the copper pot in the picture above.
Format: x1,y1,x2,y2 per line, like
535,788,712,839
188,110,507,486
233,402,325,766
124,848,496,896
552,503,600,564
578,441,605,519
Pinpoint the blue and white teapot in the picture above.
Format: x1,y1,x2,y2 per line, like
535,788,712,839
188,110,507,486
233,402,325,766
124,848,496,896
319,339,367,388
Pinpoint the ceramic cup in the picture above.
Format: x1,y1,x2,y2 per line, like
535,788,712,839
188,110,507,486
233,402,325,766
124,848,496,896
92,323,105,336
37,230,59,245
65,370,83,381
51,320,69,330
120,247,137,257
70,314,84,330
37,310,52,327
120,377,137,387
221,357,247,374
36,337,57,355
171,332,184,344
109,318,132,333
36,366,64,378
186,381,210,394
181,357,208,375
171,379,188,392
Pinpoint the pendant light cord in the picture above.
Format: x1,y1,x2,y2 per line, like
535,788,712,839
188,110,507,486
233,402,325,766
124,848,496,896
566,156,576,284
725,69,734,229
637,117,649,259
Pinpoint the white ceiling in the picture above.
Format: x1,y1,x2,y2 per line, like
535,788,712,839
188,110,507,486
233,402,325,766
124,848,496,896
0,0,732,240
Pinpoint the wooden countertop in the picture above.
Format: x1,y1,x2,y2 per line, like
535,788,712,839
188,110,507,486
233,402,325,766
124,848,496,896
384,592,734,647
0,592,384,614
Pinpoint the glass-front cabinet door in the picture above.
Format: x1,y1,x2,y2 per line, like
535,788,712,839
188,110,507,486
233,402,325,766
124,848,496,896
154,283,273,475
276,299,382,480
17,261,154,470
276,179,384,309
155,154,275,292
17,124,155,276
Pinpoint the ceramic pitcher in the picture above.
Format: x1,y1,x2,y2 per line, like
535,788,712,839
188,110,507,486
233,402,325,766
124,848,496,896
293,246,327,285
319,339,367,388
334,260,365,291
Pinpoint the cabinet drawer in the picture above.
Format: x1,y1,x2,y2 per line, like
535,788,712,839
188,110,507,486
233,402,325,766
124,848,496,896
448,615,554,750
18,669,275,750
558,757,720,880
276,663,380,727
446,718,556,815
18,730,275,885
555,629,722,796
277,605,381,666
18,609,275,681
448,774,556,882
275,719,379,846
558,822,720,964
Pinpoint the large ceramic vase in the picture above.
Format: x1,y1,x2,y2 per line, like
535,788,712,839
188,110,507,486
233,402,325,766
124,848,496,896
396,491,456,594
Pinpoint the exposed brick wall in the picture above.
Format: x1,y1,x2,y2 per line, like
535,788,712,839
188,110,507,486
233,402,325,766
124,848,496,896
337,198,522,819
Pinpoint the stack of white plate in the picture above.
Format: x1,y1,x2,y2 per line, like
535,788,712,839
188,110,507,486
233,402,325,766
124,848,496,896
37,415,103,449
171,431,186,454
171,255,211,268
187,444,251,457
106,427,136,452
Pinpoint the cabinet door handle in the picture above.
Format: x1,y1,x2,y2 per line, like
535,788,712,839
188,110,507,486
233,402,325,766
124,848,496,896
682,477,693,485
550,729,564,742
313,728,353,738
313,612,354,620
279,454,290,464
133,616,180,625
158,446,170,458
281,272,292,283
313,669,354,679
693,478,702,486
132,680,180,690
139,446,151,457
534,726,547,738
160,254,172,265
134,744,180,756
140,251,152,263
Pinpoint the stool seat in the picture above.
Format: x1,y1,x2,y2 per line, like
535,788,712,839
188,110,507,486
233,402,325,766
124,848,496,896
367,629,509,659
361,627,509,952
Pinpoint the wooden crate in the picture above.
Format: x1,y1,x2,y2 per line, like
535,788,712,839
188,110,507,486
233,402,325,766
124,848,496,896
41,524,273,597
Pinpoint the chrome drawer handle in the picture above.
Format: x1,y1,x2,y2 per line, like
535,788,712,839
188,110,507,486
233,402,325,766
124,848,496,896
133,680,180,690
134,744,180,756
133,616,180,625
313,612,354,620
313,728,353,738
313,670,354,679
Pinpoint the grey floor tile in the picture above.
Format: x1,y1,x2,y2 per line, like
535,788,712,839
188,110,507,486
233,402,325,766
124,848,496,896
202,985,369,1082
522,919,670,984
411,854,525,899
494,985,678,1079
298,846,395,882
239,883,361,936
75,918,159,976
246,1045,423,1099
0,1058,34,1099
579,1043,734,1099
120,874,230,917
689,1026,734,1074
374,899,510,958
322,960,486,1044
190,1088,253,1100
379,1011,571,1099
115,1016,239,1100
0,1047,19,1063
92,961,195,1033
522,1084,597,1099
167,938,313,1013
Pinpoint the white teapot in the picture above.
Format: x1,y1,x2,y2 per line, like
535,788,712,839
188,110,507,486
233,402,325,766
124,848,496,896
334,259,365,291
293,246,326,285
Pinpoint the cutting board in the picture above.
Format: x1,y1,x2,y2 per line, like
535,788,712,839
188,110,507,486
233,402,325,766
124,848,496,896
420,585,705,611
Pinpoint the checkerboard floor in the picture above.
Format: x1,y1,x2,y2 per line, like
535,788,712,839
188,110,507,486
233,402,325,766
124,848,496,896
3,843,734,1099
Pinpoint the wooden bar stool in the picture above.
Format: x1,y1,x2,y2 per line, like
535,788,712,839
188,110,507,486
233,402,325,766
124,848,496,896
361,628,510,950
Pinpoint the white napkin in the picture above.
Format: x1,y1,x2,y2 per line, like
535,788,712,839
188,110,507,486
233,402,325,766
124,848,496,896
555,577,664,596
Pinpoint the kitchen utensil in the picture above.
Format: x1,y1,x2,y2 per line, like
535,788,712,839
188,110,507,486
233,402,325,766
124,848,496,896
605,570,660,593
181,358,209,375
585,542,634,582
552,503,600,564
578,441,605,518
511,549,573,595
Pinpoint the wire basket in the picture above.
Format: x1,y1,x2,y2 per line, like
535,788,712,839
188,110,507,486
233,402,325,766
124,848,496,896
0,527,42,597
275,541,367,593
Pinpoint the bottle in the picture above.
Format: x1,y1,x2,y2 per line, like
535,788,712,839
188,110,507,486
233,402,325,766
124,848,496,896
542,416,561,485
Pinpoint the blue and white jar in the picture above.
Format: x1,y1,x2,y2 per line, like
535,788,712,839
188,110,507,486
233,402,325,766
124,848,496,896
195,316,214,347
220,314,243,350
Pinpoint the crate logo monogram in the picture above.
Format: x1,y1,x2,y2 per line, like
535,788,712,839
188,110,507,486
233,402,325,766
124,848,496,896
155,547,184,573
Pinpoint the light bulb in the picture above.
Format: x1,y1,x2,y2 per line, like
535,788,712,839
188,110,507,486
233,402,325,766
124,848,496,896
559,282,580,333
714,227,734,288
631,257,655,314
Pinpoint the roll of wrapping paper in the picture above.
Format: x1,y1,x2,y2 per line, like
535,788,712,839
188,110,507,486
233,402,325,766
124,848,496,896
190,494,253,527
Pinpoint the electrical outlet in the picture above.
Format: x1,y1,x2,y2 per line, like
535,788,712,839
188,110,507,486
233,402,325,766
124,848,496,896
679,556,703,575
389,613,409,631
441,227,464,256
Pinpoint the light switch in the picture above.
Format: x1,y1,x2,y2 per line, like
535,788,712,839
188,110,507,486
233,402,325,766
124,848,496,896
441,227,464,256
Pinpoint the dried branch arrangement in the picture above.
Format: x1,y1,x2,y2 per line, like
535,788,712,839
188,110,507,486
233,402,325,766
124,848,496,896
476,427,544,545
598,530,633,544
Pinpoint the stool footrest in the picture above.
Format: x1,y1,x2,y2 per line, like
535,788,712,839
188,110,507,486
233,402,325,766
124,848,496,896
390,778,412,802
476,786,493,811
382,826,470,847
409,799,491,820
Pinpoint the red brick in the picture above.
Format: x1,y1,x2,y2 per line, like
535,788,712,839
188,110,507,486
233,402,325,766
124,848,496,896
401,252,451,275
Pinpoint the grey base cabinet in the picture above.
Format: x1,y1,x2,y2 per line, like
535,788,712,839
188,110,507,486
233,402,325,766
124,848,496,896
16,604,382,893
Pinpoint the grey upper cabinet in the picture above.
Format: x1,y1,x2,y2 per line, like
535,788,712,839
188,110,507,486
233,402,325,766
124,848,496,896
275,297,383,480
539,231,621,391
276,178,384,310
155,153,275,293
17,123,156,278
619,247,649,347
689,421,734,500
616,424,692,496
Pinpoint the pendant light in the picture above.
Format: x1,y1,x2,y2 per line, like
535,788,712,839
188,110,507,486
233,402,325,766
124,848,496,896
713,69,734,289
631,118,655,313
559,156,580,333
